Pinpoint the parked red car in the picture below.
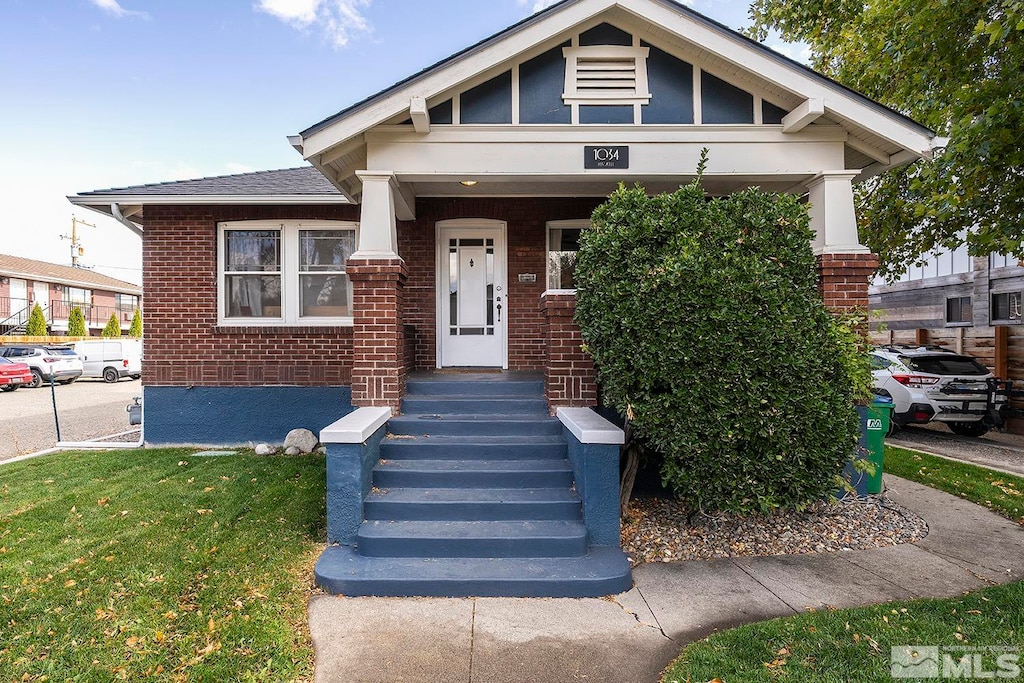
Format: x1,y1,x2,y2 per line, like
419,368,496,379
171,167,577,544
0,356,34,391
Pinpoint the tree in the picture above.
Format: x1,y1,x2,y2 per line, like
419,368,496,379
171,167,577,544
67,307,87,337
128,309,143,338
575,179,867,514
748,0,1024,277
101,313,122,338
25,303,47,337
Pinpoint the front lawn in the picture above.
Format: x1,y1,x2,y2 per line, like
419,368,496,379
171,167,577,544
0,448,325,682
662,445,1024,682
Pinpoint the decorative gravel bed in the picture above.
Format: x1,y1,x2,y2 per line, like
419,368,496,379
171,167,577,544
621,496,928,566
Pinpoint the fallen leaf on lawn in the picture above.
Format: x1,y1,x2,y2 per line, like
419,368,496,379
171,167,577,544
777,648,790,656
764,658,786,669
97,498,109,506
208,617,215,633
178,461,187,467
196,509,213,515
203,487,214,492
154,631,166,643
64,580,76,588
125,636,139,648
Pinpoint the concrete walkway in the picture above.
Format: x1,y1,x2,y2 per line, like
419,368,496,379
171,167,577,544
308,475,1024,683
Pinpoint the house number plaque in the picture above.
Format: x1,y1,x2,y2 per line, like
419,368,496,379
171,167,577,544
584,146,629,169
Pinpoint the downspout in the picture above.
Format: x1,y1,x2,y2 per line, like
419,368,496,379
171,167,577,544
111,203,144,238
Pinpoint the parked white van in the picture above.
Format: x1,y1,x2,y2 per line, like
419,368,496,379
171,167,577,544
71,339,142,382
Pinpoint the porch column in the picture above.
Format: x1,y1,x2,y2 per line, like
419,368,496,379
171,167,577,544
349,171,406,410
541,291,597,410
807,171,878,313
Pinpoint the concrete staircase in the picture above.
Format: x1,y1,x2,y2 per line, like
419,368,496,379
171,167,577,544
314,373,632,597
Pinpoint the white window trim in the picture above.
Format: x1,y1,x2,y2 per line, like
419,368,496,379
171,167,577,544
217,219,358,327
546,219,591,292
561,45,651,106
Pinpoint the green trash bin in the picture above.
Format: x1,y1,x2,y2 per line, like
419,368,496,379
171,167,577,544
859,396,892,495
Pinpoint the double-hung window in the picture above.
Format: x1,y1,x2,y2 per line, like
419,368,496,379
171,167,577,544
546,220,591,290
218,220,357,325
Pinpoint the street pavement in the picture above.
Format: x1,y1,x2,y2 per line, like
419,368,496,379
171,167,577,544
0,378,140,461
308,475,1024,682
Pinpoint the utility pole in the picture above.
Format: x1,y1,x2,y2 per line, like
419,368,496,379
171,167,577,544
62,215,95,268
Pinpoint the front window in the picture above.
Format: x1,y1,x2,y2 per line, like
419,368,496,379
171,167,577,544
945,296,972,325
546,221,589,290
219,221,356,325
66,287,91,306
115,293,139,312
992,292,1022,323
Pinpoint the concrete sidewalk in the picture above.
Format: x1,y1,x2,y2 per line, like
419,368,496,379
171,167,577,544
308,475,1024,683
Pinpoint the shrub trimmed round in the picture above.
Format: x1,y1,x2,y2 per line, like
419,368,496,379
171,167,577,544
575,183,861,514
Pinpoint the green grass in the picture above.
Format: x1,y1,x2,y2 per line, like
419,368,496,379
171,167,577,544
885,445,1024,525
0,448,325,682
662,445,1024,683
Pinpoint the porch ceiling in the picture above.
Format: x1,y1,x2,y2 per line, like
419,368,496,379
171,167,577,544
402,175,811,198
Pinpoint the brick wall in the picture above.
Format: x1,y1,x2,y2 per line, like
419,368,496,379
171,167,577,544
142,204,359,387
542,292,597,408
399,197,603,370
818,253,879,313
348,259,407,409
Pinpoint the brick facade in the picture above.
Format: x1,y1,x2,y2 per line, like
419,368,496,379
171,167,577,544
398,197,603,371
142,204,359,387
817,253,880,313
541,292,598,409
348,259,407,409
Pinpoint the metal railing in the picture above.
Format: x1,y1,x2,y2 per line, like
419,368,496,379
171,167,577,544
0,297,136,334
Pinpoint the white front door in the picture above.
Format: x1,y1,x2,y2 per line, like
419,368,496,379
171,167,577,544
9,278,28,324
33,281,48,310
437,220,507,368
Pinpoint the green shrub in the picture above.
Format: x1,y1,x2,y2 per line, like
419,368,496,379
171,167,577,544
128,308,143,338
575,180,863,514
67,306,87,337
101,313,121,338
25,303,47,336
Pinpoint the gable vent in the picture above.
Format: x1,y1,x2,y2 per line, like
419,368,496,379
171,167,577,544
563,46,651,105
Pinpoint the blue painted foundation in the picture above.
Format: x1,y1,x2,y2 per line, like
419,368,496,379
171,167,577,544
564,427,622,548
326,424,386,545
143,386,353,446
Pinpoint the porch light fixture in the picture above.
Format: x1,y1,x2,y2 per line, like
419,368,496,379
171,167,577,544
460,180,478,186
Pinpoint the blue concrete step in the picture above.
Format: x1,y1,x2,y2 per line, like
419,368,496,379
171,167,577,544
356,519,588,558
388,414,562,437
315,545,633,597
373,459,574,488
380,435,567,460
364,487,582,521
401,396,549,415
406,375,543,398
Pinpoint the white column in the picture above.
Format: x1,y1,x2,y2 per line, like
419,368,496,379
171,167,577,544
354,171,400,259
806,171,869,255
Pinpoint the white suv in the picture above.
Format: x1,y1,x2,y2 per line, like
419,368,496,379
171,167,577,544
870,345,1005,437
0,345,84,388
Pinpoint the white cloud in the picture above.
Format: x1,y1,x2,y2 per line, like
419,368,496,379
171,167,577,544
256,0,372,48
517,0,559,13
89,0,149,20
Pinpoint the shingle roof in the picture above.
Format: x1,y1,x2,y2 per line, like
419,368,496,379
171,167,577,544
76,166,343,198
0,254,142,294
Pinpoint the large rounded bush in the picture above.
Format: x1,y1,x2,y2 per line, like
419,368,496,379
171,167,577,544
575,182,861,513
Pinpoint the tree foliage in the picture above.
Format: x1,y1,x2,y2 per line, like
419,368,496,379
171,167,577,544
26,304,47,337
101,313,122,338
575,181,864,514
128,309,143,338
67,307,87,337
748,0,1024,276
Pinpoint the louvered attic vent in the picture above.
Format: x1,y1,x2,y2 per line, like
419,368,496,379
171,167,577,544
562,46,651,105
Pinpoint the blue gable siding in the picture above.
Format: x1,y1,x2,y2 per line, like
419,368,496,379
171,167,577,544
702,72,754,124
642,44,694,124
579,105,634,124
461,71,512,124
762,100,788,124
430,99,453,124
579,23,633,47
519,44,572,125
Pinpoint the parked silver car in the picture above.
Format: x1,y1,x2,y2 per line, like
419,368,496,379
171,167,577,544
870,345,1005,437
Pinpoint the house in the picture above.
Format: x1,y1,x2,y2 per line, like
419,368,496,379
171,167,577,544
70,0,940,596
0,253,142,335
870,248,1024,431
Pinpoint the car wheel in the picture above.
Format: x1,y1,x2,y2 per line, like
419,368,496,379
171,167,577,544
0,385,14,392
103,368,120,383
948,421,990,437
29,370,43,389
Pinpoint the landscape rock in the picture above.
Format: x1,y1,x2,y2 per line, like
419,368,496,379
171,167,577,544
317,446,328,455
284,428,319,454
254,443,277,456
284,446,302,456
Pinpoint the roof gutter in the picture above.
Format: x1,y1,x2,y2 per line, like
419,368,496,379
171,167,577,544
112,203,145,237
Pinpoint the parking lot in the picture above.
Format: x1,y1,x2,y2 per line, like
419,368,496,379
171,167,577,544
0,379,141,461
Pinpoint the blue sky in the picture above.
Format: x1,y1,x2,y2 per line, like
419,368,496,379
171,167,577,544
0,0,798,285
